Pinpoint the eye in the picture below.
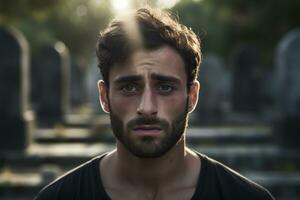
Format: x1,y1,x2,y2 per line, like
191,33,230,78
157,84,175,94
120,83,139,95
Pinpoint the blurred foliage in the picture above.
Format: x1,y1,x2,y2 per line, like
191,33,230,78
45,0,113,65
0,0,113,65
172,0,300,67
0,0,61,21
1,0,300,67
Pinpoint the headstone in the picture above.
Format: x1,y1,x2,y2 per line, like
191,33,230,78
191,54,230,125
70,61,86,108
31,42,70,127
260,69,276,114
273,28,300,148
231,44,263,114
86,59,104,114
0,26,34,151
62,60,94,128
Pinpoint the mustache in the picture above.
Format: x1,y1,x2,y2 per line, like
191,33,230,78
127,116,168,129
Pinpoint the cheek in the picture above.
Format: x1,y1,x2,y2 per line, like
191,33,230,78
158,94,187,118
109,93,138,120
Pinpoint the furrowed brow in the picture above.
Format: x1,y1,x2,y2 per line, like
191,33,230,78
151,73,181,84
113,75,142,84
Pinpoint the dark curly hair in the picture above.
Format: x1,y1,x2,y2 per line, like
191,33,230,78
96,7,201,89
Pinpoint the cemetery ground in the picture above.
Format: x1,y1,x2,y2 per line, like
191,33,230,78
1,121,300,200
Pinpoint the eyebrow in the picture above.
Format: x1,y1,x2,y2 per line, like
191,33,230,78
151,73,181,84
113,73,181,84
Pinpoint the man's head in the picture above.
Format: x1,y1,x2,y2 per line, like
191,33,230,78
96,7,201,89
96,7,201,158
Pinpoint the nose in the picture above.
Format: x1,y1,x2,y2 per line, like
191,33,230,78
137,87,158,116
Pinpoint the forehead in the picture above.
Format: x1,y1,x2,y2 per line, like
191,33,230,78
109,45,187,83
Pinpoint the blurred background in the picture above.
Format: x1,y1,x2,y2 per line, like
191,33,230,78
0,0,300,199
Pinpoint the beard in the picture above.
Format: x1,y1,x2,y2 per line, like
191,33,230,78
108,100,189,158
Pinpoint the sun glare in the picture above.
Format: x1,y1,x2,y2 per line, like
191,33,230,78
156,0,180,8
112,0,130,12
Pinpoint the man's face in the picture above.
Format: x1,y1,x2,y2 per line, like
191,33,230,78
99,45,199,158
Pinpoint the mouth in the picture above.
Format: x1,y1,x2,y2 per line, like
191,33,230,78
132,125,162,137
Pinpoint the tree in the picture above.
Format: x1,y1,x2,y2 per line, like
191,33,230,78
0,0,113,65
172,0,300,65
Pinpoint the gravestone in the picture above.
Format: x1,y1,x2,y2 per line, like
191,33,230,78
273,28,300,148
31,42,70,127
0,26,34,151
70,61,86,108
86,59,104,114
261,69,276,114
191,54,230,125
231,44,263,114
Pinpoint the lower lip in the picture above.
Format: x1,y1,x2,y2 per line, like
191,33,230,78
133,129,162,137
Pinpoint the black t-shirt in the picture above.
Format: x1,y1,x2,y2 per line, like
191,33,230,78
35,152,275,200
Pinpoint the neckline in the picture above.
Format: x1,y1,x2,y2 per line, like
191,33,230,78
191,152,208,199
94,151,208,200
93,154,112,199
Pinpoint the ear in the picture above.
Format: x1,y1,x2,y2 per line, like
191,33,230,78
97,80,110,113
188,80,200,113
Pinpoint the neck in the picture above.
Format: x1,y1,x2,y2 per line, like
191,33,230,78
115,136,188,189
100,136,201,199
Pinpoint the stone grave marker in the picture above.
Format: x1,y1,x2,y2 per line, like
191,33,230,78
261,69,276,109
0,26,34,151
231,44,263,114
191,54,230,125
274,28,300,148
86,59,104,114
70,61,85,108
31,42,70,127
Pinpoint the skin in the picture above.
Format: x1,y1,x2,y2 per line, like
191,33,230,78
98,45,201,200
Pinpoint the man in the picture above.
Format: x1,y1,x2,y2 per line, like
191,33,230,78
35,7,275,200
